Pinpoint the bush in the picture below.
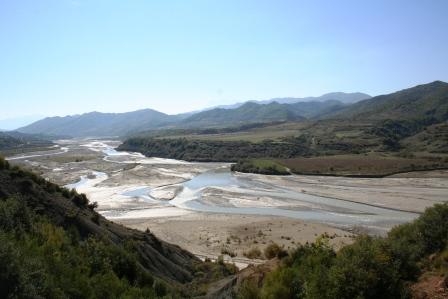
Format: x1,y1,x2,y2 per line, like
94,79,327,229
416,203,448,254
221,246,236,257
264,242,285,259
237,279,260,299
328,236,404,299
0,156,9,169
154,281,167,297
72,193,89,207
252,204,448,299
244,247,262,259
88,201,98,210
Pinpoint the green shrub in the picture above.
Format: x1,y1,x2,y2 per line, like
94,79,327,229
0,156,9,169
416,203,448,254
237,279,260,299
252,204,448,299
154,281,167,297
72,193,89,207
244,247,262,259
264,242,285,259
328,236,404,299
0,196,163,298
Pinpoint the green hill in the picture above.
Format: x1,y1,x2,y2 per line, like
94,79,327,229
17,109,183,137
328,81,448,122
182,102,305,128
181,100,345,128
0,132,23,150
0,157,233,298
0,132,54,155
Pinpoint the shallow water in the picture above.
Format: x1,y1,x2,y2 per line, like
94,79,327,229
63,141,418,233
171,169,417,231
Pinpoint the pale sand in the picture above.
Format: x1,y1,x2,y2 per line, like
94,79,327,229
244,172,448,213
117,212,354,265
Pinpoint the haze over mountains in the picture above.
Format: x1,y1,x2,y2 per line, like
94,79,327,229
15,82,448,138
15,92,367,137
208,92,371,110
17,109,186,137
0,115,45,131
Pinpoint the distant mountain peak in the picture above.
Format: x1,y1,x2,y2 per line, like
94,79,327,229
17,108,179,137
324,81,448,121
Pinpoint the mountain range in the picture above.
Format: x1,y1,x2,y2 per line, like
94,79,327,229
15,92,368,137
208,92,371,110
17,109,185,137
0,131,53,152
326,81,448,122
15,82,448,137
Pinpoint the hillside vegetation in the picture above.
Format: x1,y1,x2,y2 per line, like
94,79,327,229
16,93,366,137
180,100,346,128
17,109,184,137
328,81,448,122
118,137,311,162
0,132,54,155
119,81,448,176
0,157,235,298
236,203,448,299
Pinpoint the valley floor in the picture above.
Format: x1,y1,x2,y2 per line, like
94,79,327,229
117,213,354,268
6,138,448,267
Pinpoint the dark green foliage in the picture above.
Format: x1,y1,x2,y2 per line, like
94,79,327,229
154,281,167,297
249,203,448,299
264,243,286,259
72,192,89,207
0,164,217,298
0,197,158,299
237,279,260,299
0,133,22,150
0,156,9,169
416,203,448,254
370,118,440,151
118,137,310,162
231,160,290,175
181,101,306,128
88,201,98,210
0,132,53,155
329,81,448,122
327,236,404,299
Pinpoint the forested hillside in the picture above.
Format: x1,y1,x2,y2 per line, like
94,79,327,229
0,157,234,298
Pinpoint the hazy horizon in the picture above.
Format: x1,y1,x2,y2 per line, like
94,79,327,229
0,89,370,130
2,1,447,120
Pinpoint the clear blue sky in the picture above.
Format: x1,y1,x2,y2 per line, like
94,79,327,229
1,0,447,119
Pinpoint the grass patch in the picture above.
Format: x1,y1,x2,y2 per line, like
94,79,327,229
231,159,290,175
278,154,448,177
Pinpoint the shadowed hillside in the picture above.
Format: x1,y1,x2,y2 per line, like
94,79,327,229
0,157,237,298
17,109,184,137
327,81,448,122
181,100,347,128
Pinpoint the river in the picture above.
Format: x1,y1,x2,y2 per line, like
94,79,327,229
59,140,419,234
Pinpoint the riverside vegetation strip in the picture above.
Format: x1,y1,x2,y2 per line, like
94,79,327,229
118,81,448,176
